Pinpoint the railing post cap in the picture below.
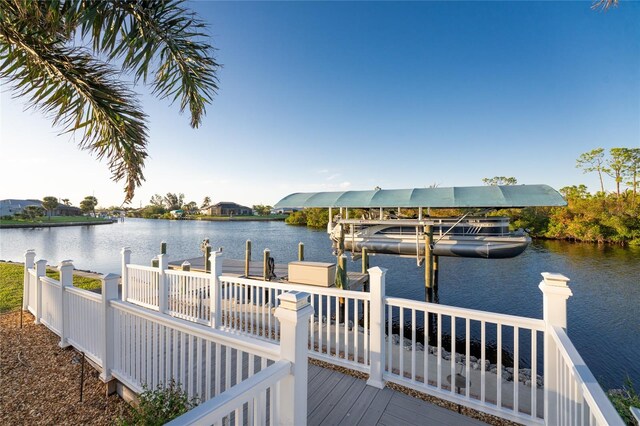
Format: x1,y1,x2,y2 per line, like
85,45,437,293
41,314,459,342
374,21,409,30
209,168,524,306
368,266,387,276
25,249,36,254
541,272,570,287
277,291,310,311
102,273,120,281
121,246,131,253
181,261,191,266
59,259,73,267
36,259,47,265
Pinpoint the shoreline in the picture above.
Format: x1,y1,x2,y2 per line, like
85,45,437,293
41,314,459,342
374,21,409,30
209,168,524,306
0,219,116,229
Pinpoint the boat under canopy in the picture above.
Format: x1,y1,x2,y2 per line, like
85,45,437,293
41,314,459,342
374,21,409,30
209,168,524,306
274,184,566,260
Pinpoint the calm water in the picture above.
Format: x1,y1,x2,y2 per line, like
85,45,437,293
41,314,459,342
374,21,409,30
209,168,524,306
1,218,638,389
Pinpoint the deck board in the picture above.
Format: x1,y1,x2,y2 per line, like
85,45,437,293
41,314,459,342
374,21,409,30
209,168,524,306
304,368,489,426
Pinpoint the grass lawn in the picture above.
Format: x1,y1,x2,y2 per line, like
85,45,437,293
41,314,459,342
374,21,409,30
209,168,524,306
197,214,287,221
0,215,111,225
0,262,102,313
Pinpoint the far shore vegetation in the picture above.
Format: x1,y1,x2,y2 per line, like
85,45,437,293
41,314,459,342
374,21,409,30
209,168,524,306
0,262,101,313
287,148,640,246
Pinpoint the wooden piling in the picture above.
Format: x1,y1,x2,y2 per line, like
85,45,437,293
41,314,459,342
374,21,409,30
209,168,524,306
361,246,369,274
424,224,434,294
151,257,159,268
298,242,304,261
205,245,211,273
160,241,167,255
245,240,251,277
263,249,270,281
433,254,439,292
181,261,191,271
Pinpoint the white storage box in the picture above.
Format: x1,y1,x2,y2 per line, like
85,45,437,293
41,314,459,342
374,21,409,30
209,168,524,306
288,261,336,287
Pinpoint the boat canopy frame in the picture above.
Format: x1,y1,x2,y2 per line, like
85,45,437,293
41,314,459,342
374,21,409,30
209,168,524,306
274,184,566,209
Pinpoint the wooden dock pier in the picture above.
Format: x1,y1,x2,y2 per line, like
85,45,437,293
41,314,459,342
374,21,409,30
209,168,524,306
169,257,369,291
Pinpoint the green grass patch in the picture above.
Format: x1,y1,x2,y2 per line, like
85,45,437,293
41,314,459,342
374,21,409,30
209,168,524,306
0,262,102,313
0,216,110,225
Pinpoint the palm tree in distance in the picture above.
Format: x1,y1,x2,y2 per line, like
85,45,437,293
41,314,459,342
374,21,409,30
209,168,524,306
0,1,220,203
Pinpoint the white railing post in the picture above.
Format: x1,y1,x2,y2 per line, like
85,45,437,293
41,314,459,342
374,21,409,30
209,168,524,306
210,250,223,328
121,247,131,301
367,266,387,388
58,259,73,348
158,253,168,313
33,259,47,324
23,249,35,310
274,291,314,426
539,272,572,425
100,273,120,383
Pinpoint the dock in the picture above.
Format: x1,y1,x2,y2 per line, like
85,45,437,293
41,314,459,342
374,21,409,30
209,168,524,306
169,257,369,291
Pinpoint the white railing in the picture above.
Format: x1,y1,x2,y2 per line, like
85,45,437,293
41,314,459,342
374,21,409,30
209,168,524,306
126,264,160,310
115,248,623,425
218,275,371,373
166,269,211,324
111,300,279,400
40,276,62,333
66,286,103,364
547,326,624,426
167,359,291,426
383,296,545,423
23,249,313,426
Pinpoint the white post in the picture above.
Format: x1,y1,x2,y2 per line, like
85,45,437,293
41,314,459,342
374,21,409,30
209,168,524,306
158,253,168,313
367,266,387,389
33,259,47,324
274,291,314,426
100,273,120,383
58,260,73,348
23,249,35,310
210,250,223,328
121,247,131,301
539,272,572,425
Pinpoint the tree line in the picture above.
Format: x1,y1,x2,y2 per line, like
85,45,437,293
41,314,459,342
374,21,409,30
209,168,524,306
286,148,640,246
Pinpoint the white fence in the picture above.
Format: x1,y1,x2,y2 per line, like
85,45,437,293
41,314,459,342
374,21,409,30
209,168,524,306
117,247,623,426
22,250,313,426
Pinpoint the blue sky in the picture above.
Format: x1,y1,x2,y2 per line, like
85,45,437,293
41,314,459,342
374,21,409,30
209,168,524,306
1,1,639,208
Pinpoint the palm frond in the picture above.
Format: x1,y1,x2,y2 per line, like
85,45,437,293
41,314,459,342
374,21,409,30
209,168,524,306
592,0,619,11
0,3,148,202
75,0,220,128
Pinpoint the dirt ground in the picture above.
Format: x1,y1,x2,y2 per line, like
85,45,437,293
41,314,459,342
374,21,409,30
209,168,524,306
0,310,130,425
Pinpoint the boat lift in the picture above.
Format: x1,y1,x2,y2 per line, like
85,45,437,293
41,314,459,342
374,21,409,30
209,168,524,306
275,184,567,297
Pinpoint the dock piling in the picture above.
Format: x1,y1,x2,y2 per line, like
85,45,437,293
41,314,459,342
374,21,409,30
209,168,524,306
245,240,251,277
263,249,270,281
298,242,304,261
181,261,191,271
160,241,167,255
424,224,434,300
205,245,212,273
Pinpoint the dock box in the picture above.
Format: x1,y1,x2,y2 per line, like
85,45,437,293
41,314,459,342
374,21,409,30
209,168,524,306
288,261,336,287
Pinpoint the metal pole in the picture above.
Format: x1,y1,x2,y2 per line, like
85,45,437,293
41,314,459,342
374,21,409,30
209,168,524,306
79,351,86,402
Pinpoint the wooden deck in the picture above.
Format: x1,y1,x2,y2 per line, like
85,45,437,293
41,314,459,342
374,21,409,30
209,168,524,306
307,364,488,426
169,257,369,290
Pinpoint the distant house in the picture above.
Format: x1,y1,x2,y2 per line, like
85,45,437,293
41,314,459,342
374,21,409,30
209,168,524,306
54,204,82,216
170,209,184,218
0,199,43,217
0,199,82,217
271,207,298,215
201,202,252,216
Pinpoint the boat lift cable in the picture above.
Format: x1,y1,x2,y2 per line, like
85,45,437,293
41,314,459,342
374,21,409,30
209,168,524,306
432,208,494,245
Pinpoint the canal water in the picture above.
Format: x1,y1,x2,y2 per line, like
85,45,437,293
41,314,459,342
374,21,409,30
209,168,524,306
1,218,638,390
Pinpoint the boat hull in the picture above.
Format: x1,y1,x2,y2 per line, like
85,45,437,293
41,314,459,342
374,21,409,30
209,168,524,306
345,236,531,259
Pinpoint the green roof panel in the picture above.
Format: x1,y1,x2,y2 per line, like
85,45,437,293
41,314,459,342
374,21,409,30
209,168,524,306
274,184,566,209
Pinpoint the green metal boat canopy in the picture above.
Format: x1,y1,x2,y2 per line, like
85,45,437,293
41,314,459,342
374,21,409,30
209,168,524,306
274,184,566,209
